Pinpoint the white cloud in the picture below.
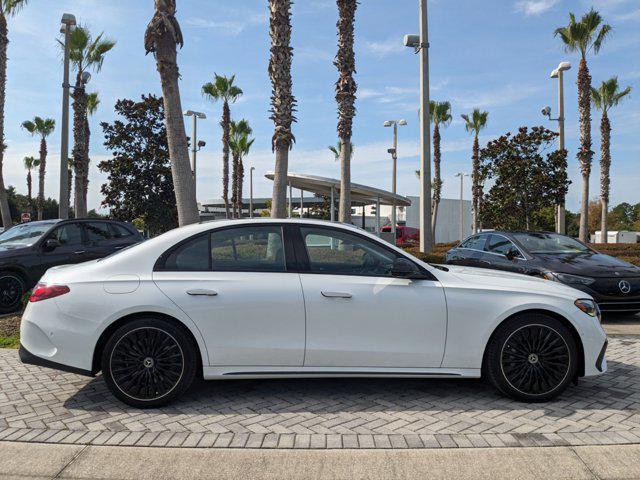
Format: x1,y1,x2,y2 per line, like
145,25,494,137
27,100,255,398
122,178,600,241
614,8,640,21
184,12,268,36
453,84,543,109
364,38,403,58
514,0,560,16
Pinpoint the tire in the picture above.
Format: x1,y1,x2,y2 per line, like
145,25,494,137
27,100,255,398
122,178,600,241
484,313,578,403
101,317,198,408
0,271,25,314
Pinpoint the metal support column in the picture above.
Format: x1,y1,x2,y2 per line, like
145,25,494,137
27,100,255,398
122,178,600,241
330,187,336,222
376,196,381,235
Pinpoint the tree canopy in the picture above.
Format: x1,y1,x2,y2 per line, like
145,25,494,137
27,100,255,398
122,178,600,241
99,94,178,235
480,126,570,231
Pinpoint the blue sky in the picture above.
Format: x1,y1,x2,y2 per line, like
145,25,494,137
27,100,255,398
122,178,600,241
4,0,639,213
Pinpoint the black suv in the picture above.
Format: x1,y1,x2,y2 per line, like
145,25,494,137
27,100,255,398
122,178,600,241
0,219,143,313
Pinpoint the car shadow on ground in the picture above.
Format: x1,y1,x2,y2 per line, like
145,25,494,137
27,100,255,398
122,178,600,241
62,358,639,418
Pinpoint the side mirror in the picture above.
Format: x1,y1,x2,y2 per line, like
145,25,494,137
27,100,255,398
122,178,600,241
391,258,419,278
505,249,518,261
44,238,61,251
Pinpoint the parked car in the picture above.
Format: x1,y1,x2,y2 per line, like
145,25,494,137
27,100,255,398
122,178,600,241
380,225,420,246
20,219,607,407
0,219,143,313
446,231,640,314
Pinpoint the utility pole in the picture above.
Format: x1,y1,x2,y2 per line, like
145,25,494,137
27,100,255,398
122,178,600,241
455,173,470,241
544,61,571,235
58,13,76,220
384,119,407,235
183,110,207,199
249,167,255,218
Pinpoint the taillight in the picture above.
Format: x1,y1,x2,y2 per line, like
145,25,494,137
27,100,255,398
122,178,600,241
29,283,70,303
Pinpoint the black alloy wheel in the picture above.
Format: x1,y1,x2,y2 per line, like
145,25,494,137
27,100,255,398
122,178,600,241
484,314,577,402
0,272,25,314
500,324,570,396
102,318,197,408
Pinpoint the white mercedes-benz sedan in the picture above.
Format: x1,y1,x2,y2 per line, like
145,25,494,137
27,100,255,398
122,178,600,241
20,219,608,407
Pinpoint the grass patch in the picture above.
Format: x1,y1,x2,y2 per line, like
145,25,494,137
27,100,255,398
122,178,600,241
0,314,21,349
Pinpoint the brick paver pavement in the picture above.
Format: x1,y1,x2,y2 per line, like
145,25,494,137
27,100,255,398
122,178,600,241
1,337,639,449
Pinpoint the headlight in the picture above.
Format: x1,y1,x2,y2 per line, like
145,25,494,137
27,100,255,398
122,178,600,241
575,299,601,320
544,272,595,286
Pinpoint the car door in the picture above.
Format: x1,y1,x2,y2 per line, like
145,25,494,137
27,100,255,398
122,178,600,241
153,224,306,367
295,225,447,368
482,234,527,273
36,222,89,280
448,234,488,267
83,221,118,260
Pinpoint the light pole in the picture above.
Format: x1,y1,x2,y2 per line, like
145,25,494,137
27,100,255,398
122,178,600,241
249,167,255,218
183,110,206,198
58,13,76,220
455,173,470,242
404,0,433,253
383,119,407,235
543,61,571,235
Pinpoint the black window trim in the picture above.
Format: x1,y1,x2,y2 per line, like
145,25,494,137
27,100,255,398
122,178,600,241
291,224,437,280
154,224,296,273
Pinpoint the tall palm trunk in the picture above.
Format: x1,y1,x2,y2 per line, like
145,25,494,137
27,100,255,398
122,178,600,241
471,134,481,233
26,170,32,212
83,114,90,211
37,138,46,220
431,122,442,238
145,0,199,227
221,102,231,218
67,165,73,215
269,0,296,218
231,149,239,218
336,0,357,224
0,12,12,228
600,110,610,244
237,158,244,218
577,58,593,242
72,80,88,218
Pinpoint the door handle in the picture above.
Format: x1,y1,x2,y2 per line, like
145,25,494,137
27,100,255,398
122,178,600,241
186,289,218,297
74,250,86,255
321,291,352,299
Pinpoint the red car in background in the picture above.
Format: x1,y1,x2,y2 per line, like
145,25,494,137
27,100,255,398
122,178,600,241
380,225,420,246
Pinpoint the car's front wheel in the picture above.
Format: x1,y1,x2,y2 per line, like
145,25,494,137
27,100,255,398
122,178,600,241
484,313,578,402
101,318,197,408
0,271,25,314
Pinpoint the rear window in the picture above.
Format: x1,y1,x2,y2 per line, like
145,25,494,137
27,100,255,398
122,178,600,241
460,235,486,251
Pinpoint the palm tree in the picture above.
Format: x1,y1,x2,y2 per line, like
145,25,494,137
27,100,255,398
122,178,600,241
202,74,243,219
592,77,631,243
23,155,38,214
430,100,452,237
555,9,611,242
461,109,488,233
230,119,254,218
64,26,115,218
21,116,55,220
0,0,29,228
80,92,100,214
269,0,297,218
144,0,200,226
335,0,357,224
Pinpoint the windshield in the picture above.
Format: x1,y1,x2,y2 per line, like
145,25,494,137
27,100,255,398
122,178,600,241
0,223,53,247
513,233,590,254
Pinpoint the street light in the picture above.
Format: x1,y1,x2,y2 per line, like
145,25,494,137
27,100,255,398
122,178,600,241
543,61,571,234
455,173,470,242
249,166,256,218
183,110,206,198
58,13,76,220
404,0,433,253
384,119,407,235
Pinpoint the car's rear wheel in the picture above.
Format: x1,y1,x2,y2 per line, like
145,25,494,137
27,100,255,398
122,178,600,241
0,271,25,314
101,318,197,408
484,313,577,402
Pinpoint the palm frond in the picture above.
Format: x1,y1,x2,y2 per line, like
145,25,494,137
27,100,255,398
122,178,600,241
2,0,28,16
86,92,100,115
203,73,244,104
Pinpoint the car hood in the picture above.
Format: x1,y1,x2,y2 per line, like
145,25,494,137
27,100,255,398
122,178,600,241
0,244,30,255
531,252,640,278
442,265,585,299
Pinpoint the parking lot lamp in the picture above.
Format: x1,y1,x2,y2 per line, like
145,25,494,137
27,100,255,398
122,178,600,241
58,13,76,220
183,110,207,198
383,119,407,236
